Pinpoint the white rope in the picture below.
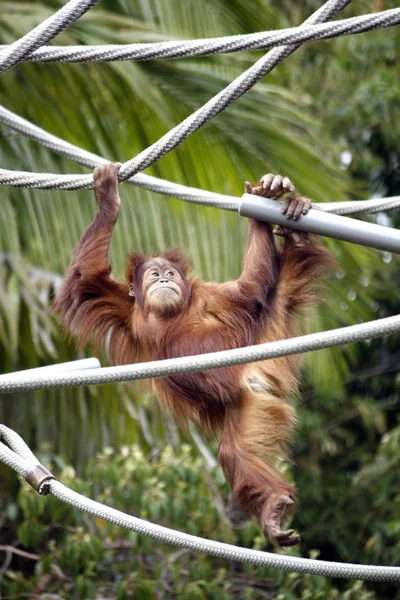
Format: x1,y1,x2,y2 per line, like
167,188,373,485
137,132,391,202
0,425,398,581
0,0,351,190
1,105,399,216
322,197,400,215
0,165,239,209
0,0,100,75
1,314,400,395
0,10,398,64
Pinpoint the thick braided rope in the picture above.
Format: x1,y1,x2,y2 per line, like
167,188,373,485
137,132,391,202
322,197,400,215
1,315,400,395
1,164,399,216
48,479,400,581
0,0,351,191
0,426,399,582
0,0,100,75
0,106,399,216
0,10,399,64
0,443,30,478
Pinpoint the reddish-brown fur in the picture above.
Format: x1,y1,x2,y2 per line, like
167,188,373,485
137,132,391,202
54,167,334,547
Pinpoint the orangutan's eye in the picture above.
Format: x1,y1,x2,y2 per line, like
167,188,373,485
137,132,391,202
151,271,159,278
167,271,174,278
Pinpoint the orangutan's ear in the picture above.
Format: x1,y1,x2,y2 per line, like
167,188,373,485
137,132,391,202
126,252,147,284
129,283,135,297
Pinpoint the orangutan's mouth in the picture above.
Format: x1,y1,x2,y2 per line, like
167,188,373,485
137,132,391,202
151,285,179,295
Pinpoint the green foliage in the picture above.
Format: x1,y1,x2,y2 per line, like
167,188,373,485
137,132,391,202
0,446,381,599
286,0,400,198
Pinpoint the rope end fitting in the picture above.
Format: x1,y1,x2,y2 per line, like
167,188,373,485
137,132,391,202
26,465,56,495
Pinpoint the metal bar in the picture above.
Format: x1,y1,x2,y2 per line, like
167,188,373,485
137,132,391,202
0,358,100,381
239,194,400,254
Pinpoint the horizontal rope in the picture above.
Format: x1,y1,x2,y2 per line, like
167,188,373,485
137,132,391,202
0,0,100,74
0,165,239,208
0,425,398,581
1,105,399,216
1,314,400,395
0,10,399,64
322,197,400,215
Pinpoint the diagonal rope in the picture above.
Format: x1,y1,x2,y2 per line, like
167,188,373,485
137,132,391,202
1,314,400,395
1,105,400,216
115,0,352,182
0,102,239,208
0,424,399,582
0,10,398,64
0,0,100,75
0,0,351,191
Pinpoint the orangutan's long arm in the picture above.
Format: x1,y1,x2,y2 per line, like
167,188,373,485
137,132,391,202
54,164,136,363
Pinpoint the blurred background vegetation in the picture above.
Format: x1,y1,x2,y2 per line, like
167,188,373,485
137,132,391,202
0,0,399,598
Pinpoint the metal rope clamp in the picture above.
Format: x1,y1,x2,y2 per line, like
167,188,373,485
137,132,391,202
26,464,56,495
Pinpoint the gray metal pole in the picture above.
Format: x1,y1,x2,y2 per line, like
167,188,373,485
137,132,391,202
0,358,101,380
239,194,400,254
